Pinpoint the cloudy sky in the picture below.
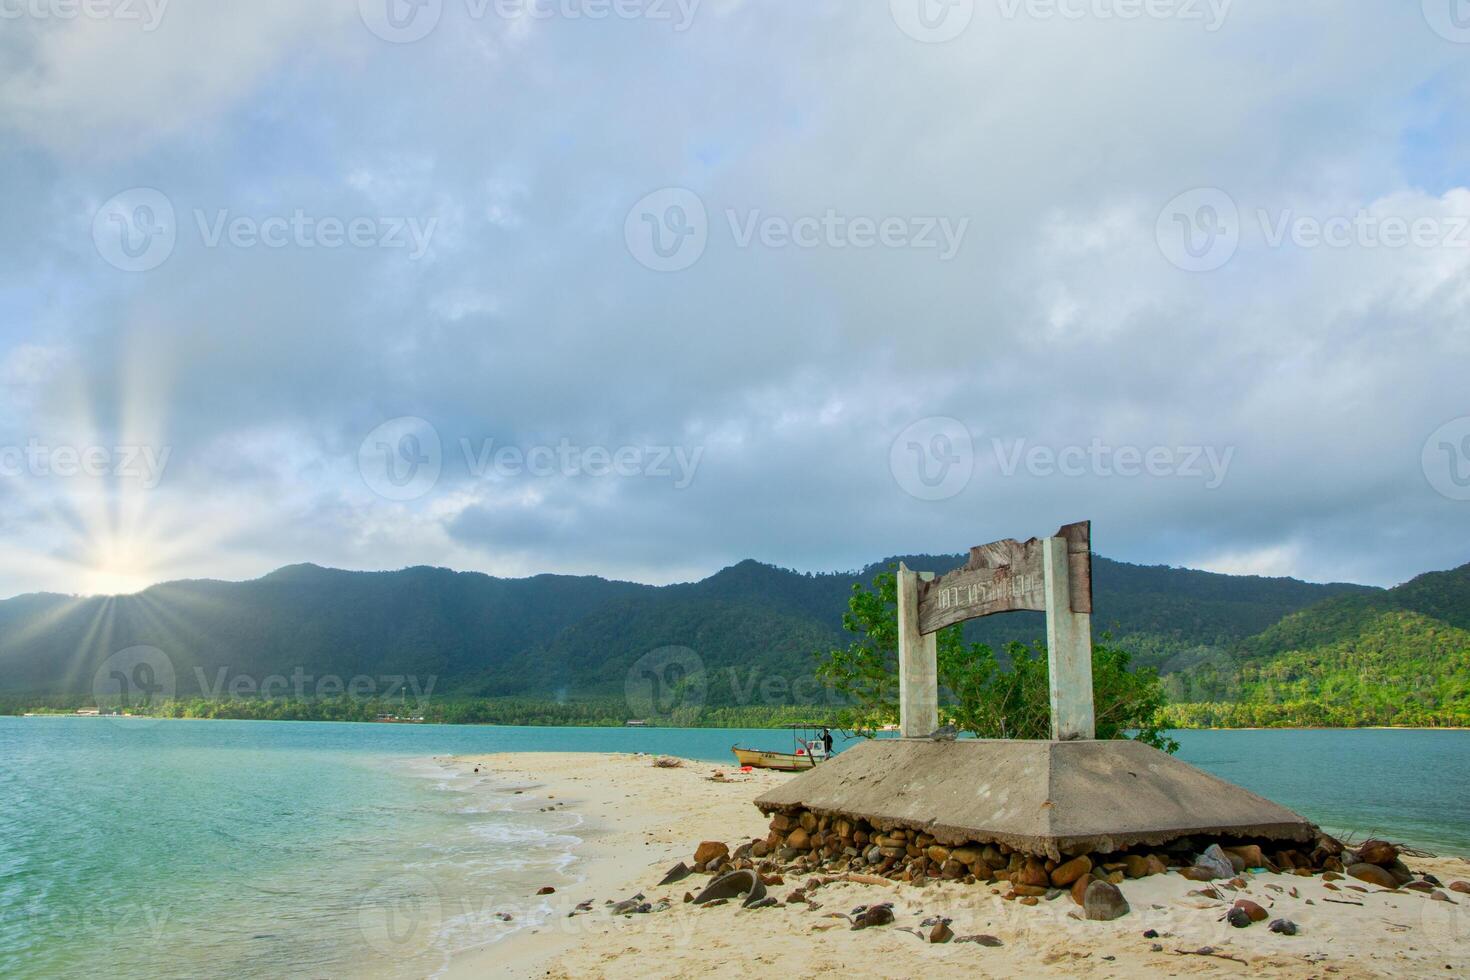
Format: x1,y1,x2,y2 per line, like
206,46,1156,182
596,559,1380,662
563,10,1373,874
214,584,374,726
1,0,1468,598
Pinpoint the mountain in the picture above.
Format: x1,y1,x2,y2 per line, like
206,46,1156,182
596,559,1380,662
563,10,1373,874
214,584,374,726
0,555,1378,708
1162,563,1470,727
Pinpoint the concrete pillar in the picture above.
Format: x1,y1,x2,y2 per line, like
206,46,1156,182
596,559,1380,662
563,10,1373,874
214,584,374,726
897,563,938,738
1044,536,1095,740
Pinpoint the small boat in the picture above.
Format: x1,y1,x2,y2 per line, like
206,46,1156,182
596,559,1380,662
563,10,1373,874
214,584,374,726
732,725,833,771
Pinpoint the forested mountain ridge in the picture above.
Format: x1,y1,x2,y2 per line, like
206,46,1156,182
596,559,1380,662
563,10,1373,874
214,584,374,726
0,554,1382,706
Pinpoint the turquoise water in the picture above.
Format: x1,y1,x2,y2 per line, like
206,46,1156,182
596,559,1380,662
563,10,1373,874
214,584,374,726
2,718,1467,977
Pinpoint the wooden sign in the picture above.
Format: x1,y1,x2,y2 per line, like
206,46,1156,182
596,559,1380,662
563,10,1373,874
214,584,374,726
916,521,1092,635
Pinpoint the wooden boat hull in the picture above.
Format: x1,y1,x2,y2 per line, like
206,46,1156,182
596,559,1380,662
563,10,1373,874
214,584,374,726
732,746,819,771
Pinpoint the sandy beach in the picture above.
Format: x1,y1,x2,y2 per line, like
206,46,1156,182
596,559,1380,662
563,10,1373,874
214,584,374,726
439,752,1470,979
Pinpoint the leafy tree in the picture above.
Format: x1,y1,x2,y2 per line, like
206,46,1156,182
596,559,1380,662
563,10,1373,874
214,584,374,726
814,569,1179,752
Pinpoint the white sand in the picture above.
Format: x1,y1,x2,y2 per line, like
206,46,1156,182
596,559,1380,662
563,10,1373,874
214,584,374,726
440,752,1470,979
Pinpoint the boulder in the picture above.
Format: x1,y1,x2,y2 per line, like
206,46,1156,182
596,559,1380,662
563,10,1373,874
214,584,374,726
1450,881,1470,895
1051,855,1093,886
799,811,818,833
1224,844,1265,869
694,841,729,866
1346,863,1399,889
929,921,954,943
1194,845,1235,880
1070,875,1090,906
787,829,811,851
1233,899,1268,923
1269,919,1299,935
1014,858,1050,888
926,845,951,865
1083,880,1130,921
1356,839,1398,866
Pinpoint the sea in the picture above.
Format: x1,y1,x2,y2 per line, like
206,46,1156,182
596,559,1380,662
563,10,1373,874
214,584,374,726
1,717,1466,977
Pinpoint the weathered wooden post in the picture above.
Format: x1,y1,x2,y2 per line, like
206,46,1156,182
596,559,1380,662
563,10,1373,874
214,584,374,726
897,563,938,738
1043,535,1095,740
899,521,1095,741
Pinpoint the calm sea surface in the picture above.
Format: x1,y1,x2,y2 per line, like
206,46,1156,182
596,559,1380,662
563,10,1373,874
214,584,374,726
2,718,1466,977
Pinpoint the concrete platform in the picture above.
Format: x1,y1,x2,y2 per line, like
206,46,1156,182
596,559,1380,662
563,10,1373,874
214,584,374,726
754,738,1317,861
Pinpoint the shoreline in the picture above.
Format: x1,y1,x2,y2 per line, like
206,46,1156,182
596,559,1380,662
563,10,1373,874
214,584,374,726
10,712,1470,733
438,752,1470,979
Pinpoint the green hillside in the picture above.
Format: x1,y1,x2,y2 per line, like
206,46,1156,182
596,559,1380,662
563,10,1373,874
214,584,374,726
1163,564,1470,728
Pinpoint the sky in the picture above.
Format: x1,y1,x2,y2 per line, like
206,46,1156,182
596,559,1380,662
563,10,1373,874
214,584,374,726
1,0,1469,598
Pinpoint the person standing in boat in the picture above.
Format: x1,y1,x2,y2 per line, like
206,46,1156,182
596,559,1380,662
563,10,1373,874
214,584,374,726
821,727,833,758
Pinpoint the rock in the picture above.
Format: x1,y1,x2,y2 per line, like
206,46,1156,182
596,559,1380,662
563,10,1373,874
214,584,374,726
691,869,767,908
951,846,981,865
694,842,729,866
926,845,950,865
1019,896,1039,906
1195,845,1235,880
683,892,694,903
537,886,555,895
787,829,811,851
1405,881,1436,893
1232,899,1268,923
799,811,818,833
751,841,768,858
1224,844,1265,869
1011,884,1047,897
1346,863,1399,889
1070,875,1091,906
611,899,643,915
1451,881,1470,895
1145,855,1169,876
1014,858,1050,888
1226,906,1252,928
852,904,895,929
1387,859,1414,885
1124,855,1151,879
1083,880,1130,921
1051,855,1092,887
1356,839,1398,866
745,896,778,910
769,814,796,833
1179,866,1218,882
658,862,692,886
1322,871,1344,881
929,921,954,943
956,934,1004,947
1269,918,1299,935
495,912,513,921
1431,890,1455,903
